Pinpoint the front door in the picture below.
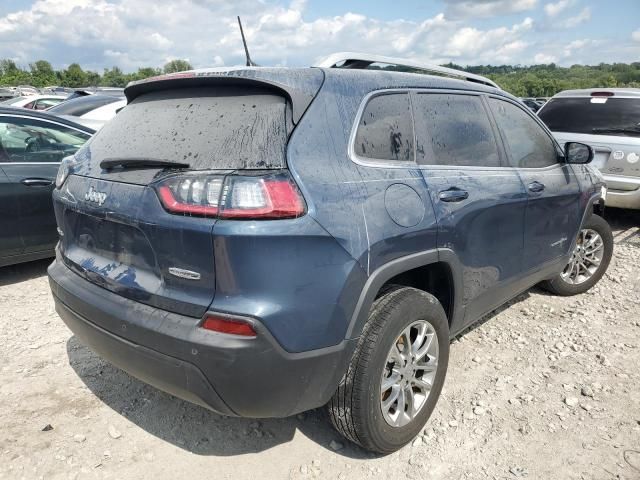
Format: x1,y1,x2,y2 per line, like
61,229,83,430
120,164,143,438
412,91,528,325
0,165,24,261
486,97,581,272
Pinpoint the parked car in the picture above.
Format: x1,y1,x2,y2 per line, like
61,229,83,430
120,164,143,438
1,94,67,110
47,94,126,130
0,108,94,267
64,87,125,101
520,97,542,112
0,87,16,101
538,88,640,209
47,53,612,454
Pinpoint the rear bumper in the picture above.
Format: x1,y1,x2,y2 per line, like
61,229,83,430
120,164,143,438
48,258,355,418
603,175,640,210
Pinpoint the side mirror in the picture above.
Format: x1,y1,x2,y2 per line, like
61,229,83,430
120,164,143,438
564,142,593,164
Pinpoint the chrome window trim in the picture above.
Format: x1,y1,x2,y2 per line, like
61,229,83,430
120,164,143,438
348,89,418,169
348,88,511,172
0,113,91,165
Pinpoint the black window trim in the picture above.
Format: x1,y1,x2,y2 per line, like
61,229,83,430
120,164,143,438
0,113,92,165
485,93,566,171
349,88,514,171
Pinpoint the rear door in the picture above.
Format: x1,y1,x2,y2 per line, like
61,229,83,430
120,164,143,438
0,115,91,254
412,91,527,323
488,97,581,271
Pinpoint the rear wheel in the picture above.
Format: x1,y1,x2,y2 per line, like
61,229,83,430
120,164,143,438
541,214,613,296
328,287,449,453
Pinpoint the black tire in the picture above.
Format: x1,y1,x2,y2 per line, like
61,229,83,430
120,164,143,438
327,287,449,453
541,214,613,296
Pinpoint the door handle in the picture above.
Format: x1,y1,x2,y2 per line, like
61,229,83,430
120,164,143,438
438,187,469,203
21,178,53,187
527,181,545,193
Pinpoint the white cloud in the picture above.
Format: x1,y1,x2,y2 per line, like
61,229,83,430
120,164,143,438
543,0,575,17
0,0,635,72
633,29,640,42
563,7,591,28
444,0,537,19
534,52,557,63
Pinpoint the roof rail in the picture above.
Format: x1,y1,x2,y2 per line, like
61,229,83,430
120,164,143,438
314,52,500,89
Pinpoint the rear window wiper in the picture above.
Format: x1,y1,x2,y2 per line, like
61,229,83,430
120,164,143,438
592,125,640,135
100,158,190,170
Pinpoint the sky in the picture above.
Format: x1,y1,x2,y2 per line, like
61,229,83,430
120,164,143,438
0,0,638,72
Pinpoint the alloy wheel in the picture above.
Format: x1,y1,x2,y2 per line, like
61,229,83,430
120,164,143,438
380,320,439,427
561,228,604,285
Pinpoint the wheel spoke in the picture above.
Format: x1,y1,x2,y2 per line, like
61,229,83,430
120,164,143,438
414,332,434,359
413,377,433,392
411,322,427,356
381,371,401,391
382,385,400,411
414,359,437,374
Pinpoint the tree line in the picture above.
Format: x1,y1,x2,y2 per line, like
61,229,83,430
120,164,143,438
0,59,192,89
1,58,639,97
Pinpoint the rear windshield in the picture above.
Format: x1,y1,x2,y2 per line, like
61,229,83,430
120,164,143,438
85,87,290,169
48,95,121,116
538,97,640,136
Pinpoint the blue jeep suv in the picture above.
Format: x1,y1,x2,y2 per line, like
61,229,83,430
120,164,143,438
48,54,612,453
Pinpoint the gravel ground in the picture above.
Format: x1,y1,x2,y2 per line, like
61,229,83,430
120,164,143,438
1,209,639,480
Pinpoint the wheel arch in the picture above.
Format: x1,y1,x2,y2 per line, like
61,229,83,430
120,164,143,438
345,249,464,340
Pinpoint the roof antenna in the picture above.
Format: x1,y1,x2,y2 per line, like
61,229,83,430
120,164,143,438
237,16,257,67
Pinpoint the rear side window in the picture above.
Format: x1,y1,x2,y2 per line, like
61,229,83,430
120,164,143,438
538,97,640,137
87,87,289,170
489,98,559,168
354,93,414,162
413,93,500,167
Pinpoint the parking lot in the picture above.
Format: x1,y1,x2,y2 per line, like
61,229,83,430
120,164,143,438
0,208,638,480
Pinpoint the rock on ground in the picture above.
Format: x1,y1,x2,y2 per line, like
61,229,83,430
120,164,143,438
0,209,639,480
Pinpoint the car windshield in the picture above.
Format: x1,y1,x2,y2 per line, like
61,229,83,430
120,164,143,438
538,97,640,136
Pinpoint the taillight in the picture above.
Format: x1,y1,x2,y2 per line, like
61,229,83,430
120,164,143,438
201,314,257,337
155,170,305,220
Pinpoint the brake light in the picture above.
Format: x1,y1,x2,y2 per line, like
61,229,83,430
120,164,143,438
155,171,305,220
201,314,257,337
591,91,614,97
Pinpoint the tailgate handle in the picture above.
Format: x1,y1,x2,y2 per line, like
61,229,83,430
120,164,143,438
527,181,545,193
21,177,53,187
438,187,469,203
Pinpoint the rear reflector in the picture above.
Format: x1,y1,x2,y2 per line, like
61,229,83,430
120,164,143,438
201,314,257,337
155,170,305,220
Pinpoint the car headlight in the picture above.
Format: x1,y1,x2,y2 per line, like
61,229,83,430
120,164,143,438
55,156,75,189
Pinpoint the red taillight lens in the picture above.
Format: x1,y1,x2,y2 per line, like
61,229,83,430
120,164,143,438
155,171,305,220
591,91,614,97
201,314,257,337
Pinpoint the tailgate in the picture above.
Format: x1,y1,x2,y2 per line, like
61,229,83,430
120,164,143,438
55,175,217,318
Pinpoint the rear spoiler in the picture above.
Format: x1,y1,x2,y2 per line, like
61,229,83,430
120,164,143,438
125,69,324,124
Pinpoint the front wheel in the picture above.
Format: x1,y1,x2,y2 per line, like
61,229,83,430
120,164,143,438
541,214,613,296
327,287,449,453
